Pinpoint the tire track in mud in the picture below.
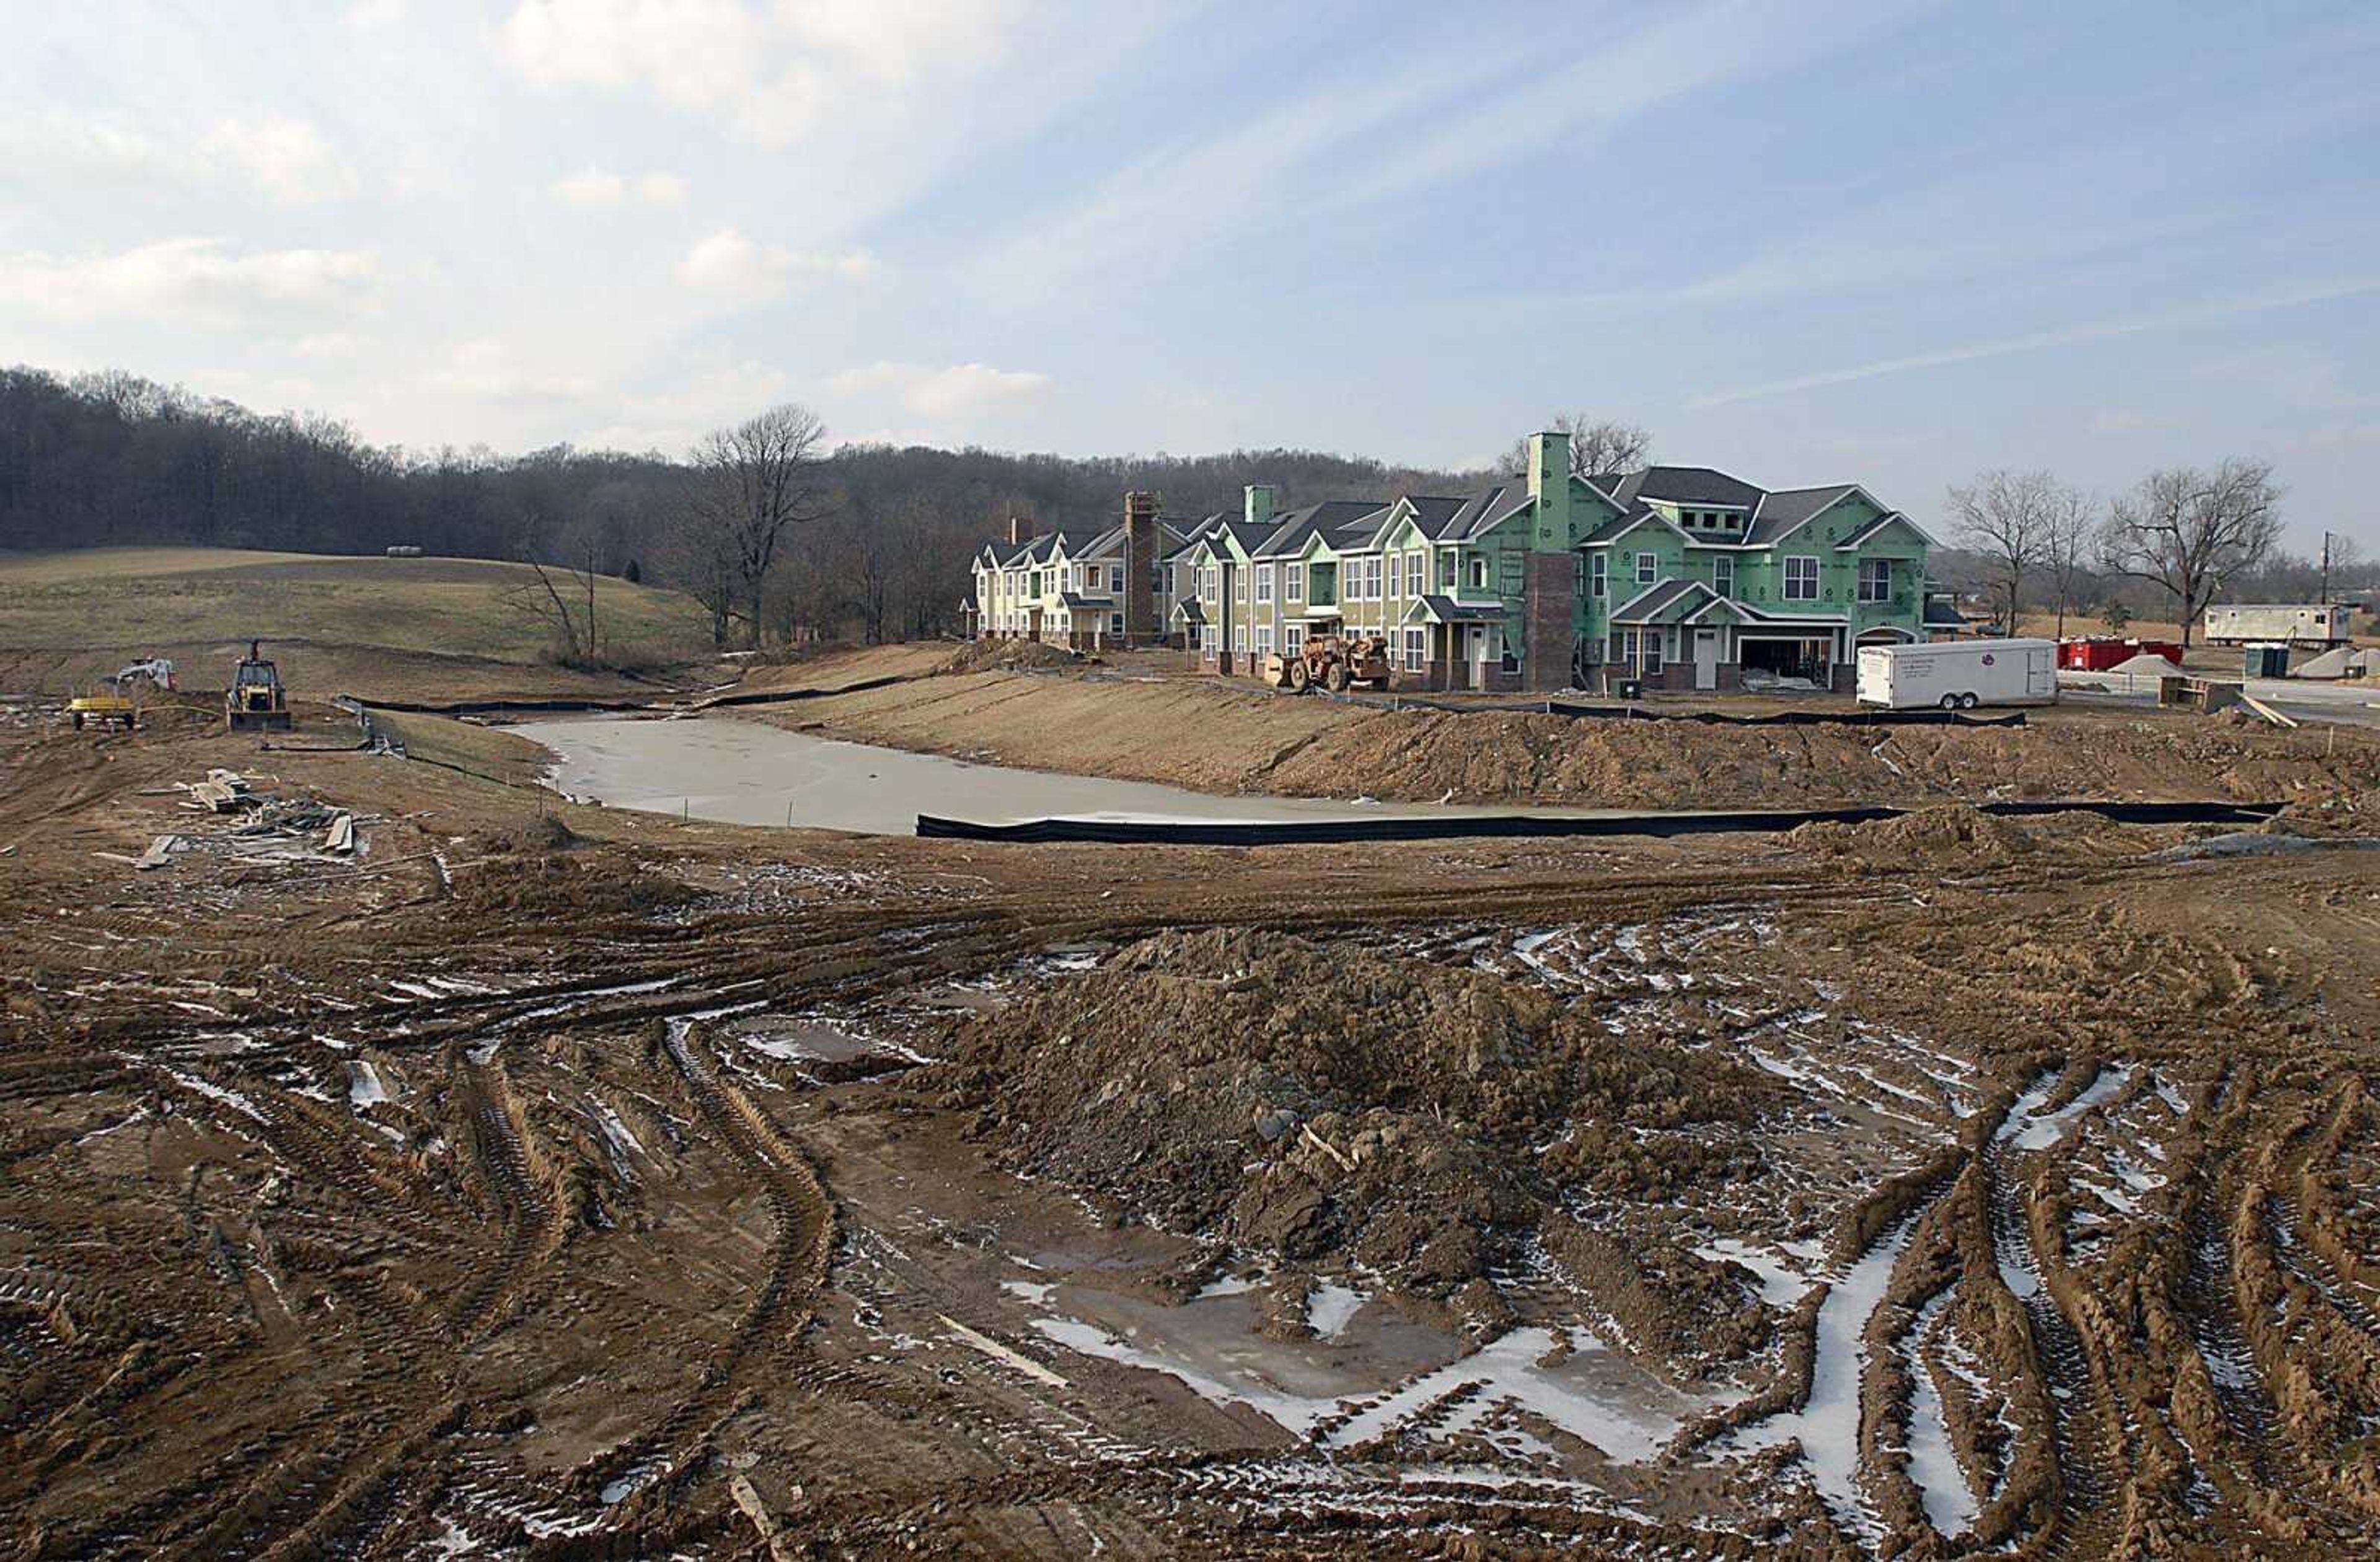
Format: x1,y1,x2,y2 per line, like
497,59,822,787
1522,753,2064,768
1983,1100,2121,1561
569,1018,837,1525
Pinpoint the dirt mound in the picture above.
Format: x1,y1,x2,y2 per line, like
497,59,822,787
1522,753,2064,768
452,827,694,916
1788,805,2040,868
932,929,1778,1343
936,638,1081,675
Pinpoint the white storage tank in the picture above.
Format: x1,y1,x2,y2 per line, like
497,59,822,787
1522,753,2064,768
1857,637,2058,710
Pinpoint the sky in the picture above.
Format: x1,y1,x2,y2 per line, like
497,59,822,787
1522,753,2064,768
2,0,2375,551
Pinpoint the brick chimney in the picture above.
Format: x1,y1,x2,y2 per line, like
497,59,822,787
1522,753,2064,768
1122,491,1161,645
1007,514,1029,548
1522,430,1575,692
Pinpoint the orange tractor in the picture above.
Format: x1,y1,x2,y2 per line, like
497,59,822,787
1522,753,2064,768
1263,632,1391,693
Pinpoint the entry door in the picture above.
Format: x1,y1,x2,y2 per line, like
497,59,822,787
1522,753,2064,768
1467,625,1489,684
1693,628,1720,691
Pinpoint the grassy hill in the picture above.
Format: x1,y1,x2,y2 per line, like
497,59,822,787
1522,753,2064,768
0,547,716,700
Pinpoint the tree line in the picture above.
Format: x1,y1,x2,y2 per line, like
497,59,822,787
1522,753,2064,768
0,365,1481,658
1943,462,2360,646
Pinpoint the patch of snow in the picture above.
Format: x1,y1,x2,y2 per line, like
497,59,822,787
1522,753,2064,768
1307,1282,1367,1340
346,1059,390,1108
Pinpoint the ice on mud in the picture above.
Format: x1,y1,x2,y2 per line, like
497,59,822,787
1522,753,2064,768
1728,1206,1936,1539
1995,1066,2135,1152
346,1059,391,1108
1306,1282,1367,1340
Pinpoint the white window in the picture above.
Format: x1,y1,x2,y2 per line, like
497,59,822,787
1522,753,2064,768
1590,554,1607,599
1109,612,1124,637
1286,563,1303,602
1636,551,1659,585
1363,557,1383,599
1256,624,1274,655
1403,627,1426,671
1283,624,1305,650
1470,555,1488,591
1201,624,1217,653
1233,624,1247,652
1404,550,1424,596
1784,555,1820,601
1712,555,1734,598
1109,565,1124,593
1202,565,1218,601
1644,632,1664,674
1255,562,1274,602
1859,558,1892,602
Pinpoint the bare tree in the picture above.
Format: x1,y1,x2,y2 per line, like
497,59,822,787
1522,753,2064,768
686,404,829,649
2040,479,2094,642
2096,459,2284,648
1946,469,2055,633
498,510,600,664
1505,414,1653,479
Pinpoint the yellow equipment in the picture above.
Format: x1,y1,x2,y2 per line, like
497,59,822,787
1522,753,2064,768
227,641,293,732
69,658,174,730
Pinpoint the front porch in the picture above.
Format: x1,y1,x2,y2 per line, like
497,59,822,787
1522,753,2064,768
1394,596,1520,692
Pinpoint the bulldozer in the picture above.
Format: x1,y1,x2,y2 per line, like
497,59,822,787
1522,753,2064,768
68,657,177,730
226,641,293,732
1263,632,1391,694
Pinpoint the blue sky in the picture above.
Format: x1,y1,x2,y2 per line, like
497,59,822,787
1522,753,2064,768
2,0,2374,550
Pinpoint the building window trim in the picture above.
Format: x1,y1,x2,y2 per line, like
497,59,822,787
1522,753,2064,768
1784,555,1820,601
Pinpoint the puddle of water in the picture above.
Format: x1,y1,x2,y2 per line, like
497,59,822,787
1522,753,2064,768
740,1019,876,1064
515,715,1628,836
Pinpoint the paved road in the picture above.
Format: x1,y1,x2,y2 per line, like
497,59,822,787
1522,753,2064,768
2060,671,2380,730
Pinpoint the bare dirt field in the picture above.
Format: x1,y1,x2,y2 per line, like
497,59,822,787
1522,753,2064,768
4,679,2379,1559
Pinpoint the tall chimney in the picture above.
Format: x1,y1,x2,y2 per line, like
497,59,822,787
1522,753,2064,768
1244,484,1276,530
1007,514,1028,548
1522,431,1576,692
1122,491,1161,645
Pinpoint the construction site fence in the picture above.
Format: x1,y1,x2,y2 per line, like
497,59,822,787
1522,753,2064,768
916,798,2283,847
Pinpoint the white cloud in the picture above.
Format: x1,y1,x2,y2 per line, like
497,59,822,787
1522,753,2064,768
498,0,1014,145
550,167,687,208
203,116,359,205
829,360,1051,419
0,112,356,206
345,0,408,25
675,227,875,302
0,239,380,327
425,338,598,402
291,332,368,358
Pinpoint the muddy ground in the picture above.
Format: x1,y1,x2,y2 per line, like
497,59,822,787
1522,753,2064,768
755,646,2380,814
2,694,2379,1560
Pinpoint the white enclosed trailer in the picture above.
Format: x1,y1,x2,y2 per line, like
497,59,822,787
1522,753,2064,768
2203,602,2356,647
1857,637,2058,710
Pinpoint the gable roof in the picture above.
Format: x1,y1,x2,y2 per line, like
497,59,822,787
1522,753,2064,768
1600,466,1763,510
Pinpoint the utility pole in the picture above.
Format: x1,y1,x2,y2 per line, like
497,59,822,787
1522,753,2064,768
2319,531,2333,604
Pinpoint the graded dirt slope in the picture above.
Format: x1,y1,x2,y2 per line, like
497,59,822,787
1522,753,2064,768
0,545,715,699
758,648,2380,811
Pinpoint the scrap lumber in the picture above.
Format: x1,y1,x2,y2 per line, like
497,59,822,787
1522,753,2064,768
2239,693,2299,728
324,813,356,854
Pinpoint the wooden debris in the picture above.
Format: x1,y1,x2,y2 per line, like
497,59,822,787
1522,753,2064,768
2240,693,2299,728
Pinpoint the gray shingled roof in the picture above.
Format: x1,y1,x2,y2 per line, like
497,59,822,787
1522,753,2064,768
1745,486,1855,545
1603,466,1763,510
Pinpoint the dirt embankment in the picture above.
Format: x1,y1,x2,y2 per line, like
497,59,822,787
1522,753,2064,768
760,652,2380,811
